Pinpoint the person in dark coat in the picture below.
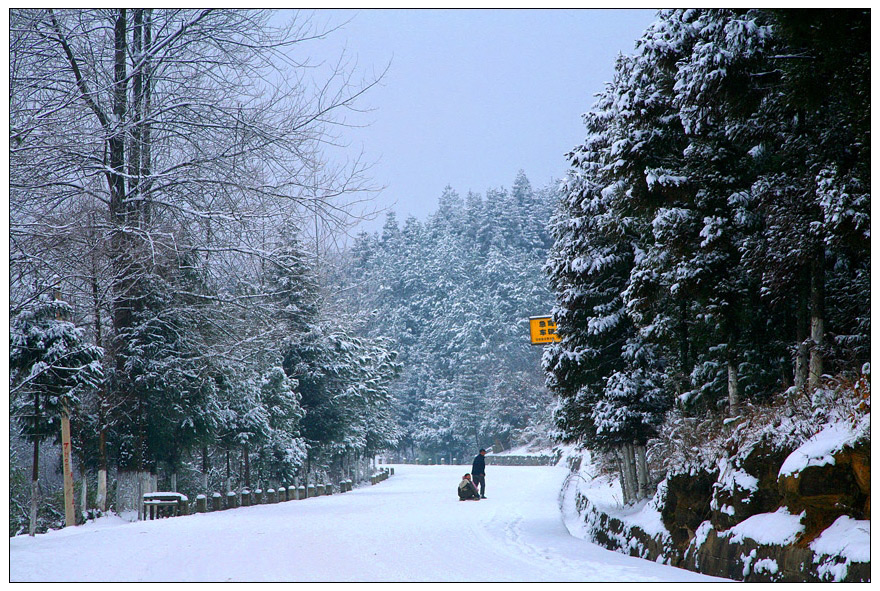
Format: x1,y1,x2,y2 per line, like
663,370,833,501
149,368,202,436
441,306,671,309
471,449,487,498
458,473,481,501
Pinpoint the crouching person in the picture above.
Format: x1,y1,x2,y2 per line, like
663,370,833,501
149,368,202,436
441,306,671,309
458,473,481,501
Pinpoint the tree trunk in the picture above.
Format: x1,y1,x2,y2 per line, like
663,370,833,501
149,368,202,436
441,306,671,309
138,470,151,519
727,357,740,416
110,9,127,216
226,447,231,492
678,298,690,394
29,425,39,536
60,400,75,528
97,467,107,513
201,445,209,492
624,443,640,501
244,443,251,490
141,9,153,223
80,469,88,520
808,250,825,390
116,470,139,519
794,273,810,390
130,9,143,207
90,245,109,513
616,446,630,505
96,402,107,512
635,444,648,500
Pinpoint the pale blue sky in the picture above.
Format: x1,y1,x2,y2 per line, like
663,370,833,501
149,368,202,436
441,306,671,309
293,9,658,232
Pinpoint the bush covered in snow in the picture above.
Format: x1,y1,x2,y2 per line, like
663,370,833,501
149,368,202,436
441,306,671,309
649,369,870,482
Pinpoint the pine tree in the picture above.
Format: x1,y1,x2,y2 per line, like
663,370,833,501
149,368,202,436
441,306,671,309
10,292,103,535
255,366,306,485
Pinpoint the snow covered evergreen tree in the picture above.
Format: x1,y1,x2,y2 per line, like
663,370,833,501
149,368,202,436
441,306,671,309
545,8,869,502
10,292,103,535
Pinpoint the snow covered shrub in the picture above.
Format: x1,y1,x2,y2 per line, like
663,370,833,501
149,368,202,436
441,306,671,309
649,366,869,483
808,369,870,427
649,411,727,476
8,446,67,537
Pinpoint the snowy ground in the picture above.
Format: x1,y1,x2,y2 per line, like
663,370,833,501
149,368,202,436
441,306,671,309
10,463,727,583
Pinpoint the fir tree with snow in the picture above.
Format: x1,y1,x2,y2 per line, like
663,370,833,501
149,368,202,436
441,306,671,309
10,292,104,536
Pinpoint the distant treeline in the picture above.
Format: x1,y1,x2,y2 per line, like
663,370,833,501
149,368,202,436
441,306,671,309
339,173,561,461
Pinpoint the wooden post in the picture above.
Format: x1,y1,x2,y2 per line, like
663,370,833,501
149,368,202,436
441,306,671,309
61,399,76,527
53,289,76,528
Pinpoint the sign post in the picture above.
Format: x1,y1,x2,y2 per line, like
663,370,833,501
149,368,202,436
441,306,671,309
528,315,560,345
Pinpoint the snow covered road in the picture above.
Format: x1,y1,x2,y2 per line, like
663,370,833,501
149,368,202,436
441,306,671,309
10,463,726,582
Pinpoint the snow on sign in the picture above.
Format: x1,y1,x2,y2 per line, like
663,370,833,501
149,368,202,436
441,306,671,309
529,316,560,345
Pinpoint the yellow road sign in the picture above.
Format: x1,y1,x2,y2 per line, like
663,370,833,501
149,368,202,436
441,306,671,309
529,315,560,345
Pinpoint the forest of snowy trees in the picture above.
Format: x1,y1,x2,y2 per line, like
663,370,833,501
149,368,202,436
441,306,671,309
544,9,869,503
338,174,560,462
9,9,397,535
8,7,870,540
8,8,561,536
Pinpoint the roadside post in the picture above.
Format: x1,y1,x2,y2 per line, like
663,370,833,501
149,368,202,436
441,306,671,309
55,289,76,527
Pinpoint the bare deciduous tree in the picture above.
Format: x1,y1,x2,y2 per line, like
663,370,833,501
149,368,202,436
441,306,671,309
10,8,382,516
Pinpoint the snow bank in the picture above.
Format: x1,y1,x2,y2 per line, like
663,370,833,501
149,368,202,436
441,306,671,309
778,422,861,477
13,514,132,541
561,448,671,544
490,444,554,456
720,508,805,546
715,457,758,493
810,515,870,563
809,516,869,582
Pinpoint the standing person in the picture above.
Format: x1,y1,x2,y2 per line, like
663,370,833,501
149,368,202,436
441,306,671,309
471,449,487,498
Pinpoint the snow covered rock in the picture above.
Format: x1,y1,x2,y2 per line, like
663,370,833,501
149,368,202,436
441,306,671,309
708,441,790,531
777,420,870,542
565,411,870,582
660,469,715,549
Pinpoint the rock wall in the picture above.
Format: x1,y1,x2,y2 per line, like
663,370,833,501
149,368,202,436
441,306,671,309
569,435,870,582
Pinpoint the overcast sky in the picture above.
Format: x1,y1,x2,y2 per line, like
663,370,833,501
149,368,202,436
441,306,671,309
294,9,658,233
